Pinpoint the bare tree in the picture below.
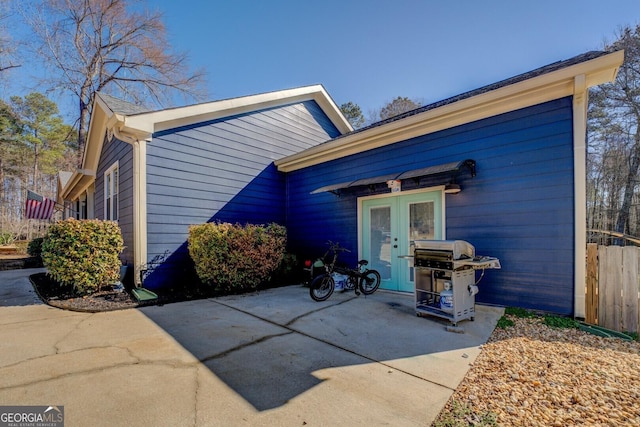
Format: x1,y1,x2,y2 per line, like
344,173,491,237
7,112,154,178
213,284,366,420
379,96,422,121
20,0,206,157
589,25,640,242
0,0,20,73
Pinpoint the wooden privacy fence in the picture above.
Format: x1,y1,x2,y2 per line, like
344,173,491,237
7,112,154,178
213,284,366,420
586,243,640,335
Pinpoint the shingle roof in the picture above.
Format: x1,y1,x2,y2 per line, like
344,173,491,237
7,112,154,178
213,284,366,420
58,171,73,187
341,50,612,138
97,92,152,116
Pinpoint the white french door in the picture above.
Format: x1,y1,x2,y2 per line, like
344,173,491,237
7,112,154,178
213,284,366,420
360,189,443,292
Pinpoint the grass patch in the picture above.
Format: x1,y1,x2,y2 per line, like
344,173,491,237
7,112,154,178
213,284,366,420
496,316,514,329
504,307,537,318
496,306,536,329
543,315,578,329
498,307,579,330
433,400,498,427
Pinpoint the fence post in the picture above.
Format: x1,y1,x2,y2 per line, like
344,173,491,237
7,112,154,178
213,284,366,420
585,243,598,324
621,247,639,334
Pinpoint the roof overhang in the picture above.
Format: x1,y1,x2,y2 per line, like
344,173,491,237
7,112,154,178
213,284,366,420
275,50,624,173
56,171,74,205
60,169,95,201
124,85,352,135
311,159,476,195
60,85,352,201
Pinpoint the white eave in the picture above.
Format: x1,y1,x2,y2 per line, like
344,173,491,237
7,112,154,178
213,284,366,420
275,50,624,173
124,84,352,135
60,84,352,201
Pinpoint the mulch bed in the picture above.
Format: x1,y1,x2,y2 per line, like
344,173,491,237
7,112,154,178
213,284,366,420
30,272,224,312
28,272,280,313
30,272,141,312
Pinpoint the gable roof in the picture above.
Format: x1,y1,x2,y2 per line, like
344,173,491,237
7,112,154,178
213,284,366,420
61,85,352,200
98,84,351,136
275,50,624,172
97,92,153,116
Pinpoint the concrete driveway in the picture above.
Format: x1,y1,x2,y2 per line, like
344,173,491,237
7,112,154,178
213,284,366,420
0,268,503,426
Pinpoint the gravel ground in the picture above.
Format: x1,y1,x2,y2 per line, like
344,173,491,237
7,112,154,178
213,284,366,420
434,314,640,426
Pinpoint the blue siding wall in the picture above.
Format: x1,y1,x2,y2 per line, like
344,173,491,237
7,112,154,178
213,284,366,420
287,97,575,315
144,100,341,289
95,135,135,266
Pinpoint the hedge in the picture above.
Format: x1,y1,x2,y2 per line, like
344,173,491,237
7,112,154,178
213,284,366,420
188,222,286,292
42,219,124,294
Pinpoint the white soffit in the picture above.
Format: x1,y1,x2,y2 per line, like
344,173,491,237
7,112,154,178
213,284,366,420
123,85,352,135
275,50,624,172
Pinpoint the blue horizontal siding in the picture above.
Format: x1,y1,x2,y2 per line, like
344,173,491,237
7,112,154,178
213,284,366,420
144,100,340,289
287,97,576,315
95,136,134,265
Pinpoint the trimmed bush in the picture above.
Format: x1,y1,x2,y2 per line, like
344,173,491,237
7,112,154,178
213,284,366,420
27,237,44,258
42,219,124,295
188,222,286,292
271,252,303,285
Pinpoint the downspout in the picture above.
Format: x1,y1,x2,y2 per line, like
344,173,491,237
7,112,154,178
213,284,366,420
573,74,587,319
112,127,148,287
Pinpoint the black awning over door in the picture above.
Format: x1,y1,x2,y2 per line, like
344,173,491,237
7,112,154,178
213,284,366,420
310,159,476,195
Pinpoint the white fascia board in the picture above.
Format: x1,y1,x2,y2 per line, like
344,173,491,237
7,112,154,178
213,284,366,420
60,171,83,200
123,85,353,136
82,100,110,173
275,51,624,172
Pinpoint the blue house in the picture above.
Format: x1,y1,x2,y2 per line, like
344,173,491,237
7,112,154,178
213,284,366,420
60,50,623,317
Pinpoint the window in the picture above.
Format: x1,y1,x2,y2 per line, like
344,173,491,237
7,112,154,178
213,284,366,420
104,161,119,221
75,195,87,220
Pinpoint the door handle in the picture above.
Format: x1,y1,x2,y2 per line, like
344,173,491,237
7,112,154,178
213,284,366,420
393,244,398,248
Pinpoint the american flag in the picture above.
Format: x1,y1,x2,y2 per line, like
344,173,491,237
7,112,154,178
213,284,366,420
25,190,55,220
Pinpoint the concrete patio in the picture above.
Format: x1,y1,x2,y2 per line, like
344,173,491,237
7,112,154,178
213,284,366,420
0,268,503,426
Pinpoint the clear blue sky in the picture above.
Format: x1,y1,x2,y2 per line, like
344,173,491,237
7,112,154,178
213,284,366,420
4,0,640,121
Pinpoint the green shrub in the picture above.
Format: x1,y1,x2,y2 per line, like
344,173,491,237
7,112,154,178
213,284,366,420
42,219,124,295
270,252,301,285
0,232,15,246
27,237,44,257
188,222,286,292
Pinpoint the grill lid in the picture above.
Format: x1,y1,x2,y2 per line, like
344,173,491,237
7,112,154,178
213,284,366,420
413,240,475,260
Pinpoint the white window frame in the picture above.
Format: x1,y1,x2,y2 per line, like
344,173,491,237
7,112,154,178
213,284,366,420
104,161,119,221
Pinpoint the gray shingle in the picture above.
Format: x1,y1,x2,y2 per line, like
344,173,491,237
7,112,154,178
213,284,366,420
340,50,614,138
97,92,152,116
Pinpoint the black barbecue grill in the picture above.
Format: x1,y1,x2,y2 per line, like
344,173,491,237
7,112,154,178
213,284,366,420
411,240,500,325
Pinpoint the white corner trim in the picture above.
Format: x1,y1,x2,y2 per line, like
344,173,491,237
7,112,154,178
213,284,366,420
573,74,588,319
132,138,147,286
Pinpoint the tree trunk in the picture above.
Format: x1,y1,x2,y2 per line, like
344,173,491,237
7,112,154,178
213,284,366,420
614,133,640,243
78,95,88,166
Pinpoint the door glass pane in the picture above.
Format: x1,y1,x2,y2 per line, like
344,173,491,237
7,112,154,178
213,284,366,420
370,206,391,280
409,202,435,240
408,202,434,282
